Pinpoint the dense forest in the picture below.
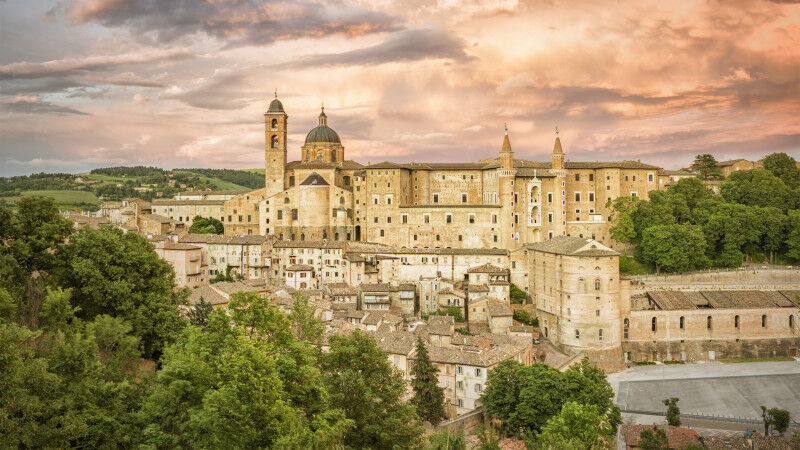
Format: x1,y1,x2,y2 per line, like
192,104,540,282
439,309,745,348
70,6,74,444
610,152,800,273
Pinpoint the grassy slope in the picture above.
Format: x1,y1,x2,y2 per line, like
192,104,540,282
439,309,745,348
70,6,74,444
6,190,100,205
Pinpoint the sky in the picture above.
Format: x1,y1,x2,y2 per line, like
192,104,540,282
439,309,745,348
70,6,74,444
1,0,800,177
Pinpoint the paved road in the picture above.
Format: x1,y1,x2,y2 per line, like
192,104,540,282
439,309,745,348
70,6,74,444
608,361,800,421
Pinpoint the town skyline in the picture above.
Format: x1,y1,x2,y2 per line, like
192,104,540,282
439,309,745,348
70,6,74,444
2,0,800,177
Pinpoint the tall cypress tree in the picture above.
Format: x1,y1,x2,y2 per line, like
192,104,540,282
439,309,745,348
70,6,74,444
411,336,446,426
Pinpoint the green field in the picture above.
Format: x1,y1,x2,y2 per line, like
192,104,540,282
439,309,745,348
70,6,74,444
4,190,101,205
244,168,265,175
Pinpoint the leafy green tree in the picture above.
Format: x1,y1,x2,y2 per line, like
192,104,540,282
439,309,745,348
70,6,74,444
690,154,720,179
510,283,527,304
761,407,791,436
425,429,466,449
663,397,681,426
188,215,224,234
424,307,464,322
720,169,793,209
0,301,144,448
321,330,424,448
640,224,708,272
762,152,800,189
513,308,533,326
534,401,614,449
289,293,324,347
481,358,619,436
139,293,351,448
0,197,72,298
786,211,800,262
760,207,788,262
411,336,446,426
609,196,640,248
58,225,186,359
638,426,668,449
187,296,213,326
666,177,711,211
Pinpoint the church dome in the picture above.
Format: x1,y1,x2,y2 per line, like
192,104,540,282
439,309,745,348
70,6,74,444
304,107,341,144
267,98,285,113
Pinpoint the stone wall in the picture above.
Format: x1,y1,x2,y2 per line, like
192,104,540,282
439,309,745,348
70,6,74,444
622,337,800,362
627,268,800,294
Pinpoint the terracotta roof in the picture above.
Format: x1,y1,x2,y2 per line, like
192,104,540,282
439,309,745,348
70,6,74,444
141,213,179,224
622,425,700,449
718,158,751,166
488,302,513,317
273,240,346,249
285,160,363,170
210,281,268,296
398,282,416,291
162,242,201,250
524,236,619,257
188,285,228,306
179,234,268,245
427,315,455,335
299,172,329,186
645,290,800,310
325,283,358,296
151,199,226,205
467,263,508,274
359,283,398,293
285,264,313,271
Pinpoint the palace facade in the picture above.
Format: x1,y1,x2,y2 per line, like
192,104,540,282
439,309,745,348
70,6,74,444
222,96,665,251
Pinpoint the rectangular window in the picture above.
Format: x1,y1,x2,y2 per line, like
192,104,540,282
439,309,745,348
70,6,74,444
462,193,467,203
631,192,638,198
648,173,654,182
387,217,391,224
402,214,408,224
574,192,581,202
547,193,553,202
598,329,603,340
589,173,594,181
424,214,430,224
548,212,553,223
386,195,392,205
433,193,439,203
469,214,475,224
588,192,594,202
446,213,452,224
277,210,282,219
492,214,498,224
575,174,580,181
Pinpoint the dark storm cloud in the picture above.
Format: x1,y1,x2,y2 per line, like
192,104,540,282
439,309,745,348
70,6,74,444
55,0,402,47
282,28,472,68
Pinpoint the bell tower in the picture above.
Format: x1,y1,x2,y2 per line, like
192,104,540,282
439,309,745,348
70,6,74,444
265,92,287,198
498,124,518,248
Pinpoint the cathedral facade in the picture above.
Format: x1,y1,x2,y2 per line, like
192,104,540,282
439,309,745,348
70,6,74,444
223,96,664,250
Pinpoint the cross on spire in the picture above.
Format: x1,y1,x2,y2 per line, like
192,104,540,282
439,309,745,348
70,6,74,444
555,125,559,136
274,89,278,98
504,122,508,135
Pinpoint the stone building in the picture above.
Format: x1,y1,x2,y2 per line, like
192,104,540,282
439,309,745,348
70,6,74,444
223,97,664,252
718,158,762,178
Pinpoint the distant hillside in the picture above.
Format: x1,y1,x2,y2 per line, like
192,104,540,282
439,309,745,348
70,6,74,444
0,166,262,210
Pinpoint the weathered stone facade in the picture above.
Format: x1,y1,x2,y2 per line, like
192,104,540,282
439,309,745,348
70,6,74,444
223,98,663,252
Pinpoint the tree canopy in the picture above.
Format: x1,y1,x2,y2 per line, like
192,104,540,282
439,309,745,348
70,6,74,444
188,215,224,234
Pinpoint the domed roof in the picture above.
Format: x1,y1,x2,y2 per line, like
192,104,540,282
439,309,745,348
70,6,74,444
304,107,341,144
267,98,285,113
305,125,341,144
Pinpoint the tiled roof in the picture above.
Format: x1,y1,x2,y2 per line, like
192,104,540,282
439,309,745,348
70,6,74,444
299,172,329,186
644,290,800,311
188,285,229,306
141,213,179,224
488,302,512,317
151,199,226,205
179,234,268,245
162,242,201,250
427,315,455,335
359,283,398,293
273,240,346,249
524,236,618,257
285,264,313,271
286,160,364,170
467,263,508,274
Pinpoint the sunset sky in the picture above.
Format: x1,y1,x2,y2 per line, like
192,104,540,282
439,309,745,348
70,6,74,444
2,0,800,176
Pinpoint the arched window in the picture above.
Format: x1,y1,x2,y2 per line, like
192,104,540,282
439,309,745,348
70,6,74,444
575,329,580,339
289,176,295,186
339,197,345,204
679,316,685,329
284,197,290,204
306,150,311,160
271,135,279,148
343,176,351,186
791,315,795,328
578,278,586,293
734,315,740,328
707,315,712,330
300,233,305,241
331,151,337,162
271,118,278,129
651,317,657,332
594,279,601,291
762,314,767,328
623,318,629,339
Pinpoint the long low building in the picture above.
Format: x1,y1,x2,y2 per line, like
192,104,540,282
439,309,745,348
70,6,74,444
624,290,800,362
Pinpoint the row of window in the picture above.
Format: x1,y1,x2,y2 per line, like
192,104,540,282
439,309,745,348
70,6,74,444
621,314,796,338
